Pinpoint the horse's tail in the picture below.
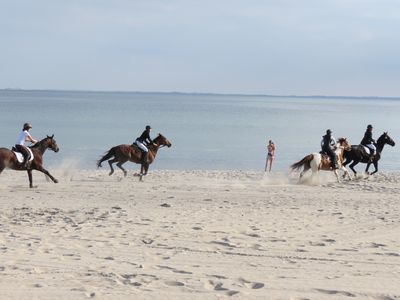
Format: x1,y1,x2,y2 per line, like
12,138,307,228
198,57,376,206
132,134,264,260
97,147,116,168
290,154,314,171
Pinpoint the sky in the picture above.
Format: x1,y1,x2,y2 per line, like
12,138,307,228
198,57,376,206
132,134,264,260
1,0,400,96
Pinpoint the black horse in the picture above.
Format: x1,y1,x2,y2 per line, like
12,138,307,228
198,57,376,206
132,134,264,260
343,132,395,176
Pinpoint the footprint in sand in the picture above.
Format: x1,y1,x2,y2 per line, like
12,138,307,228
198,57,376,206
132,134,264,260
204,280,239,296
164,281,184,287
314,288,356,297
155,265,193,275
238,278,265,289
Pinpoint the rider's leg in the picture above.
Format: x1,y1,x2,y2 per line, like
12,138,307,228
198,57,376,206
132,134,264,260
366,144,375,162
16,145,29,168
328,149,337,169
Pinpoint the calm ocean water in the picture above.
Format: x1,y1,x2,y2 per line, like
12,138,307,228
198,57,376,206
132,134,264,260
0,90,399,171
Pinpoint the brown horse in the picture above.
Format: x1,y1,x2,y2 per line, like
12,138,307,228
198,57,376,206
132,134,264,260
0,135,60,188
290,137,351,183
97,134,172,180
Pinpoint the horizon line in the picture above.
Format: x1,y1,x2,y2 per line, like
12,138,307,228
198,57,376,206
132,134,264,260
1,88,400,100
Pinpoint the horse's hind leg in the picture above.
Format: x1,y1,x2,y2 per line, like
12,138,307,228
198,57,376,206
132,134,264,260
299,164,310,179
116,160,128,177
108,158,118,176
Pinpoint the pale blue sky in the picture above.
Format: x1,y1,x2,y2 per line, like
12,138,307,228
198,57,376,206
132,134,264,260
1,0,400,96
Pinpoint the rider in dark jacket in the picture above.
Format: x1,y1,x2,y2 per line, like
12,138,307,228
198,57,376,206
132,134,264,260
134,125,154,163
360,124,376,162
321,129,337,169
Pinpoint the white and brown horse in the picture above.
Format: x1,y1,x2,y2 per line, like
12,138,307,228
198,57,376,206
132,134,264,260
290,138,351,182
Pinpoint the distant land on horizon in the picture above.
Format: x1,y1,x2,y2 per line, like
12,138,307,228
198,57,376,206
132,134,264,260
1,88,400,101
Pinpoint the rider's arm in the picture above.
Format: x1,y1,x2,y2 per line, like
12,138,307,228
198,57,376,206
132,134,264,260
25,133,37,144
331,137,337,148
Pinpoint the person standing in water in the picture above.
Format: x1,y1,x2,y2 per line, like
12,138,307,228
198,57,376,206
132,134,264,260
265,140,276,172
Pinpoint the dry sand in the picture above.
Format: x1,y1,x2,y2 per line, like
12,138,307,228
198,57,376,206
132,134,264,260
0,168,399,300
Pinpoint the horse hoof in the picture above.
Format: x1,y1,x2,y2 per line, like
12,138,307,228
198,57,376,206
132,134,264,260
54,179,58,183
109,172,113,176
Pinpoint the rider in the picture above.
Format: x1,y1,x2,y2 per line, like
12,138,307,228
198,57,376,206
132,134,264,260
321,129,337,169
15,122,37,168
360,124,376,163
134,125,154,163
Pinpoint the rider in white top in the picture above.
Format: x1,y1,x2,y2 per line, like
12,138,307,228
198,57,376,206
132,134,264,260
15,123,37,168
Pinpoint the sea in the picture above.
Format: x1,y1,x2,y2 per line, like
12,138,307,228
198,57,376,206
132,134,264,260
1,90,399,172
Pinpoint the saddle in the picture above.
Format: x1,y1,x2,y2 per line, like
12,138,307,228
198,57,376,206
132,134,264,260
11,146,34,164
131,143,145,153
319,151,338,169
357,144,372,159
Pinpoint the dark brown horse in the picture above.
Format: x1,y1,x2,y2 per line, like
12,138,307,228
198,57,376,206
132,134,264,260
97,134,172,180
0,135,60,188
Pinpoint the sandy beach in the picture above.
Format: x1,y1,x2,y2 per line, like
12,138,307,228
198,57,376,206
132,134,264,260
0,168,399,299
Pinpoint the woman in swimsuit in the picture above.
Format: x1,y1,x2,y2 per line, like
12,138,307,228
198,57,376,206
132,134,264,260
265,140,275,172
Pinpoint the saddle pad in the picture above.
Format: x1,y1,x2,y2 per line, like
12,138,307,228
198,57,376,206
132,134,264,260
13,148,34,163
362,146,371,155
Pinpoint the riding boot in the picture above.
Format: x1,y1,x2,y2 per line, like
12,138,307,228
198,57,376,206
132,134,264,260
368,149,375,163
22,156,29,169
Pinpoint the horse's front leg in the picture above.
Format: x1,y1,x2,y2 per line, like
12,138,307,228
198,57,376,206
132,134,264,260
341,166,352,181
365,162,371,174
144,163,149,175
334,169,341,183
370,162,378,175
349,160,358,176
27,169,34,188
139,164,144,181
34,166,58,184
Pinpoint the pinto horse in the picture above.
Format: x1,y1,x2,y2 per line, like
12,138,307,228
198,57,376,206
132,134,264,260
290,138,351,183
0,135,59,188
343,132,395,176
97,134,172,180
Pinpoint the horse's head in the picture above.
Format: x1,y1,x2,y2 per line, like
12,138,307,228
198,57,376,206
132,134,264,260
378,132,395,147
44,135,59,152
154,134,172,148
337,137,351,151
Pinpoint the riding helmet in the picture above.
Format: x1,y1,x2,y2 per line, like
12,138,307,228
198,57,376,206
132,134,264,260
146,125,152,130
367,124,373,129
326,129,332,134
23,123,32,130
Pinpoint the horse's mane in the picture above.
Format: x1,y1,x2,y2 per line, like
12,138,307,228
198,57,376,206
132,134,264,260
376,132,387,143
153,133,164,141
30,136,53,149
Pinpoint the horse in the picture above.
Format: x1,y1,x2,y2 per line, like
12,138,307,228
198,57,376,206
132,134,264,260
97,133,172,180
0,135,60,188
290,138,352,183
343,132,395,176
